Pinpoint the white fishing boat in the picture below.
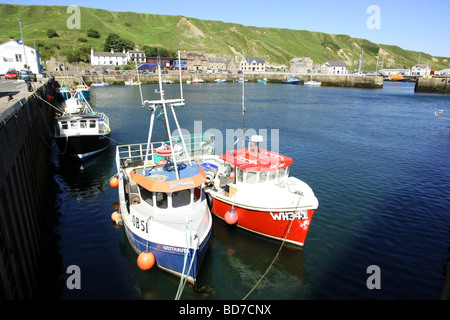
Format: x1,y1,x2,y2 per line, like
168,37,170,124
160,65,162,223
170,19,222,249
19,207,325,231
54,94,111,159
91,81,110,87
190,77,204,83
304,79,321,87
111,55,212,289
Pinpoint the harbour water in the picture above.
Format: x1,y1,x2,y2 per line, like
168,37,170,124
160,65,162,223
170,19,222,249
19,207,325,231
47,81,450,300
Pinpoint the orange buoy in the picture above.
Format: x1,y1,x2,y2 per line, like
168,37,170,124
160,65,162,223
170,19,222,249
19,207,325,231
110,176,119,188
137,251,155,270
111,211,122,225
225,208,238,225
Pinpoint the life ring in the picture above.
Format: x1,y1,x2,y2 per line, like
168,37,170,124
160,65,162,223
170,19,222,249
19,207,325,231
155,144,182,157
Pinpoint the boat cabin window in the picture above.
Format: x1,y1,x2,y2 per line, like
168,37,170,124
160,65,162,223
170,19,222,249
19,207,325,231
80,120,87,128
269,170,277,180
156,192,167,209
70,120,78,129
172,189,191,208
61,121,68,129
259,171,268,182
237,168,244,182
194,186,202,202
89,120,96,128
246,171,257,184
278,167,289,178
139,186,153,206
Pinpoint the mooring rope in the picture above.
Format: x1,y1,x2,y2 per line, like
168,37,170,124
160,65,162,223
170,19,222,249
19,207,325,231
242,194,303,300
175,222,199,300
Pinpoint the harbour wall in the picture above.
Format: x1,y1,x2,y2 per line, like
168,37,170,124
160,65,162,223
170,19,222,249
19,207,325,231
414,77,450,94
0,79,58,299
55,73,384,89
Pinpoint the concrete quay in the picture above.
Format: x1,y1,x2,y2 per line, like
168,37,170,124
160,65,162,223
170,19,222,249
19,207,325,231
414,77,450,94
0,78,58,299
55,72,384,89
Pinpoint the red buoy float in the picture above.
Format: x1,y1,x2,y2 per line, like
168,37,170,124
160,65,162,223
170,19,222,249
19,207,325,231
111,211,122,225
110,176,119,188
225,208,238,225
137,251,155,270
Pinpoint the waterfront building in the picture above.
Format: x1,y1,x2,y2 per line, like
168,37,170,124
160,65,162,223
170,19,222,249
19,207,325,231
322,60,347,75
90,48,128,66
0,37,44,74
185,52,207,72
127,49,146,64
208,57,227,72
290,57,313,74
240,56,266,72
146,57,174,69
411,64,431,76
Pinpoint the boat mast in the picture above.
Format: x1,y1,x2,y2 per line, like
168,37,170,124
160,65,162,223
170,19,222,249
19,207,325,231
242,51,246,144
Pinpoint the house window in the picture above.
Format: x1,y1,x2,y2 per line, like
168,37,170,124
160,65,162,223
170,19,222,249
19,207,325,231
15,54,22,62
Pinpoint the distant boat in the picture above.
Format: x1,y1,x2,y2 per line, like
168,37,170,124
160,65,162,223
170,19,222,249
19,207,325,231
214,79,227,83
281,76,301,84
304,79,321,87
191,77,204,83
234,78,248,83
91,81,109,87
385,73,409,82
74,83,91,100
125,79,141,85
54,94,111,159
56,86,71,100
257,78,267,83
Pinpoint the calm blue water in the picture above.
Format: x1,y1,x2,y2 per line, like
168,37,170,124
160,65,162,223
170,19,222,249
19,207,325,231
51,81,450,300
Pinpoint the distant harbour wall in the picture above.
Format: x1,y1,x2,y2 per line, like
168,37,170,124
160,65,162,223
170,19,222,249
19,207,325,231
414,77,450,94
55,73,384,89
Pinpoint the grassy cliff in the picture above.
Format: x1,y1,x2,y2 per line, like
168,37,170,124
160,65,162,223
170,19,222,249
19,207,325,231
1,3,448,71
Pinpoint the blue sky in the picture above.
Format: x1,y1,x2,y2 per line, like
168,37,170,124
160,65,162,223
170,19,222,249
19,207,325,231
4,0,450,58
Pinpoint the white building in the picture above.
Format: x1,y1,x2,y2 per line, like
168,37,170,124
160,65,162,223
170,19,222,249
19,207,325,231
322,60,347,75
0,37,43,74
127,49,146,64
90,48,128,66
240,56,266,72
411,64,431,76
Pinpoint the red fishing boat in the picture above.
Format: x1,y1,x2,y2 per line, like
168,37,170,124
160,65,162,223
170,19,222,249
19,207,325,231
199,134,319,247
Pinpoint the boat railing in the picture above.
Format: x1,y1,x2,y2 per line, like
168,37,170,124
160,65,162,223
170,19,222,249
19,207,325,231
116,133,216,169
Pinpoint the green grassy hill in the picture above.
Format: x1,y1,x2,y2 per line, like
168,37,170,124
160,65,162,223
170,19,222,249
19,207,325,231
1,3,448,71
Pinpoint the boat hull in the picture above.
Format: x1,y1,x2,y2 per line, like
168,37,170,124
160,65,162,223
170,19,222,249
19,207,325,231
55,133,110,159
209,195,315,247
123,221,211,283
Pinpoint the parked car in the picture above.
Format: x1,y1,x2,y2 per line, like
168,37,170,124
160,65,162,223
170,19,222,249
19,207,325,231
92,71,97,75
109,71,115,75
116,71,121,74
5,69,18,79
85,70,90,75
103,70,108,75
